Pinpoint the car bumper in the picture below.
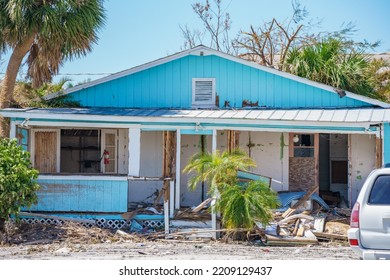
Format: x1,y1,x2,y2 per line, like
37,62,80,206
348,228,390,260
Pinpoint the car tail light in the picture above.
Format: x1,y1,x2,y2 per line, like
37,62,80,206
349,239,359,246
350,202,360,228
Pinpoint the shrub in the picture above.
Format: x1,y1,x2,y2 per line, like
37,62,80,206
0,139,39,231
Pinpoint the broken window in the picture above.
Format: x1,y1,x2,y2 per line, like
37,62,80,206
293,134,315,157
16,127,29,151
31,128,120,174
61,129,101,173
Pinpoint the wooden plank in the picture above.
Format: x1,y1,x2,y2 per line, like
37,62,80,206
296,226,305,237
34,131,57,173
265,234,318,245
313,231,348,241
192,197,214,213
376,137,383,168
282,185,318,218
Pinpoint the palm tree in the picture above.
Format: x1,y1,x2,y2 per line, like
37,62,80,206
0,0,106,137
285,38,375,98
183,149,256,194
11,77,79,108
184,149,279,231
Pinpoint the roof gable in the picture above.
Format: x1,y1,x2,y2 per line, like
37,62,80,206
47,45,390,109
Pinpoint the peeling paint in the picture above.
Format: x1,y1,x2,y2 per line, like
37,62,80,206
356,175,362,180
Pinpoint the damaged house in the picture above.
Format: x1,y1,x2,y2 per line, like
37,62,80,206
2,45,390,234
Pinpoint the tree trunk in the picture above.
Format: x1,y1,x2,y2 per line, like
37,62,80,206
0,218,5,233
0,34,36,138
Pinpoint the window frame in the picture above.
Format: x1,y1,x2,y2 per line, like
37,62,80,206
31,128,120,175
289,133,318,158
192,78,216,107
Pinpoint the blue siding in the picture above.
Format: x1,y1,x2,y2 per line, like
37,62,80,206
384,123,390,165
68,54,372,109
28,179,128,213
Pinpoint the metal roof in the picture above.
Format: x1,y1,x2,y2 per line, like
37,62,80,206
3,107,390,124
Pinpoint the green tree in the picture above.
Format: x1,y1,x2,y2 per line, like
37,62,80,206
184,149,279,231
0,0,106,137
285,38,375,98
11,77,80,108
0,139,40,232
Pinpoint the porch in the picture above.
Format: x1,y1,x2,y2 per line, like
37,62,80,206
5,107,389,234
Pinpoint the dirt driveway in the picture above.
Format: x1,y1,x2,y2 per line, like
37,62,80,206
0,221,358,260
0,240,358,260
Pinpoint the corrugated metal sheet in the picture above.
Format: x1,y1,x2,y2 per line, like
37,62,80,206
4,107,390,123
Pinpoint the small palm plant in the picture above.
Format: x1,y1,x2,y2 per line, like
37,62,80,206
218,181,280,229
184,149,280,231
184,149,255,194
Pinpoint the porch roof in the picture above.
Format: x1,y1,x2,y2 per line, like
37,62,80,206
3,107,390,124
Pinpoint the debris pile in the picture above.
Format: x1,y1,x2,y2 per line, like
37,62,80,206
0,221,146,246
259,188,351,246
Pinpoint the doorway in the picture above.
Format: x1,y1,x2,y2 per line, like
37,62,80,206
319,134,349,206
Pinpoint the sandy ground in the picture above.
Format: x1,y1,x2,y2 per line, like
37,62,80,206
0,240,358,260
0,221,358,260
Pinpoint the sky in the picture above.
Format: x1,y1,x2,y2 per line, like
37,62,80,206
1,0,390,85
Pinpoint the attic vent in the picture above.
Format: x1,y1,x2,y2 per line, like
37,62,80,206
192,78,216,107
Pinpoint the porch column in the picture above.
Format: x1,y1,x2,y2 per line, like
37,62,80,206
211,129,218,239
128,128,141,176
175,129,181,210
9,120,16,139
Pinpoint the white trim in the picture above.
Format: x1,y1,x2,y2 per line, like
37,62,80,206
15,120,380,136
164,200,170,236
43,45,390,108
9,120,16,139
212,129,217,153
38,175,128,181
101,129,118,174
175,129,181,210
128,128,141,176
170,180,175,218
25,118,377,129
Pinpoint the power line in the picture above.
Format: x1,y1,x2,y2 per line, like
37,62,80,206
0,72,112,76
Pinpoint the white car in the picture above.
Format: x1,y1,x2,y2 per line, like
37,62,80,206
348,168,390,260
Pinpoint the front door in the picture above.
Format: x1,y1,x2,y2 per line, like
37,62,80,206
289,133,319,192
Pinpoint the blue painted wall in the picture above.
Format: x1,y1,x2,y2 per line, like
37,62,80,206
68,55,371,109
384,123,390,165
27,179,128,213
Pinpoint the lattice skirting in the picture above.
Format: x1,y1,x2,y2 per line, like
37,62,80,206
20,217,164,230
